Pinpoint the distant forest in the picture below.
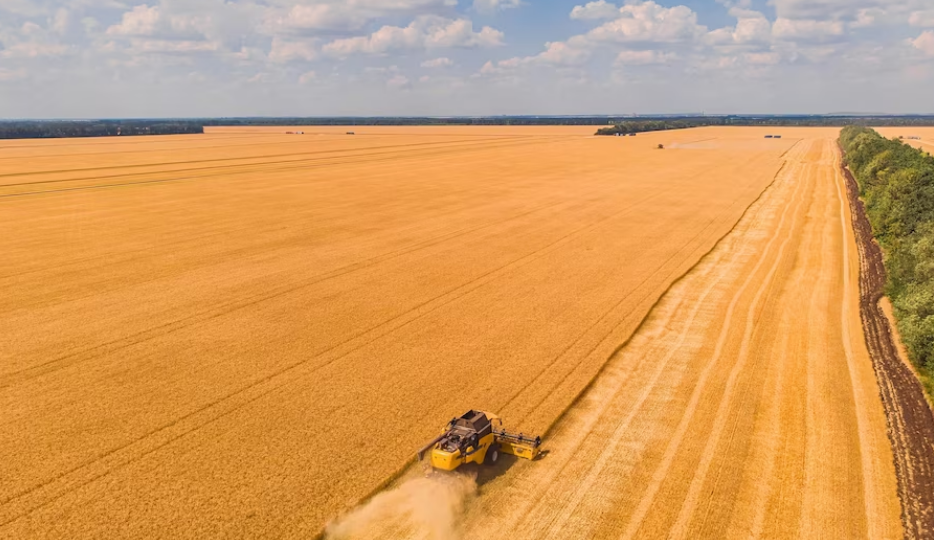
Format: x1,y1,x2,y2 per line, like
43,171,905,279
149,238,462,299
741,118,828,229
594,116,934,136
0,120,203,140
840,126,934,397
200,115,934,129
201,116,622,127
5,116,934,140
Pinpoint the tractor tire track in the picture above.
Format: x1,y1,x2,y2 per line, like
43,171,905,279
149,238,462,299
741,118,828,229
619,154,811,540
0,136,561,197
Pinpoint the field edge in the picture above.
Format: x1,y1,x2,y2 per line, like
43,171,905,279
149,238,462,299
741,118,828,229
839,148,934,540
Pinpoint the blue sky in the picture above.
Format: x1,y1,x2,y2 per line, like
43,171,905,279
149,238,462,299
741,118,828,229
1,0,933,118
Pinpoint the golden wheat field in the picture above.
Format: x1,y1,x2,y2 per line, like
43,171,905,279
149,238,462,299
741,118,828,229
876,127,934,154
0,126,901,538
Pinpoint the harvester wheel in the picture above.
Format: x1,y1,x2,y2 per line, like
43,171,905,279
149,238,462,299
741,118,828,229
486,446,500,465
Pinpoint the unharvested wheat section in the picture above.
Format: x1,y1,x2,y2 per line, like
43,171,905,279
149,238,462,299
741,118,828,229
0,127,903,539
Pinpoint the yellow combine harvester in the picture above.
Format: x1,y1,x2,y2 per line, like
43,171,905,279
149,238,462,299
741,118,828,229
416,410,542,471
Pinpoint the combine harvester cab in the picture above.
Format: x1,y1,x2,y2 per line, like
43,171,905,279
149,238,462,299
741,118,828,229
417,410,542,472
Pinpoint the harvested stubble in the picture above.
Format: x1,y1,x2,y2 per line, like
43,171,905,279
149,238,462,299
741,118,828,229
0,126,898,538
876,127,934,156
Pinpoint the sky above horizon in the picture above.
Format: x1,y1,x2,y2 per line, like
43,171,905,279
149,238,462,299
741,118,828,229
1,0,933,118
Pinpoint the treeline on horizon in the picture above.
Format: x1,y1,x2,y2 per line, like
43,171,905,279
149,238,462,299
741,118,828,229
0,120,203,140
200,115,934,128
5,115,934,140
595,116,934,136
840,126,934,397
201,116,621,126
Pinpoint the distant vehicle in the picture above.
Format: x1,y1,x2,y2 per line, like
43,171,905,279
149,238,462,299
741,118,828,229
346,131,356,135
775,135,782,138
657,144,665,149
765,135,774,139
629,133,637,137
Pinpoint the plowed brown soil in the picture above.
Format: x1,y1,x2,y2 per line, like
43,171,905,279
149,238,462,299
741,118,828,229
328,130,906,539
840,158,934,539
0,127,905,539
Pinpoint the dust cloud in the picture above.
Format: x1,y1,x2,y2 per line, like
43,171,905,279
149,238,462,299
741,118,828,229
325,473,478,540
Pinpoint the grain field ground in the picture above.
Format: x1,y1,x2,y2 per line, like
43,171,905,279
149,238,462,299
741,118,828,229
0,126,902,538
326,130,905,539
876,127,934,154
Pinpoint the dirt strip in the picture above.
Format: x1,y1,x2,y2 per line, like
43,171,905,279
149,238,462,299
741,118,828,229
839,149,934,539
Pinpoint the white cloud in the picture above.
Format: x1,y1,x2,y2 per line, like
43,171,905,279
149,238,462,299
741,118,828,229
421,56,453,68
913,30,934,56
268,37,317,63
910,11,934,28
105,4,214,41
323,16,503,56
0,0,58,17
0,0,129,18
570,0,619,20
769,0,931,28
473,0,522,15
365,65,399,73
231,45,265,63
744,51,781,64
769,0,886,21
1,0,934,117
0,67,27,81
97,2,260,61
851,8,885,28
475,39,590,76
386,73,410,88
129,39,218,54
0,41,70,58
261,0,459,33
351,0,457,9
569,1,707,46
0,41,71,58
615,49,675,65
264,4,369,33
81,16,101,34
476,56,533,77
488,0,704,78
707,7,771,46
538,41,590,65
772,18,846,40
478,60,499,74
0,17,73,59
731,9,771,44
51,7,69,35
106,5,161,36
